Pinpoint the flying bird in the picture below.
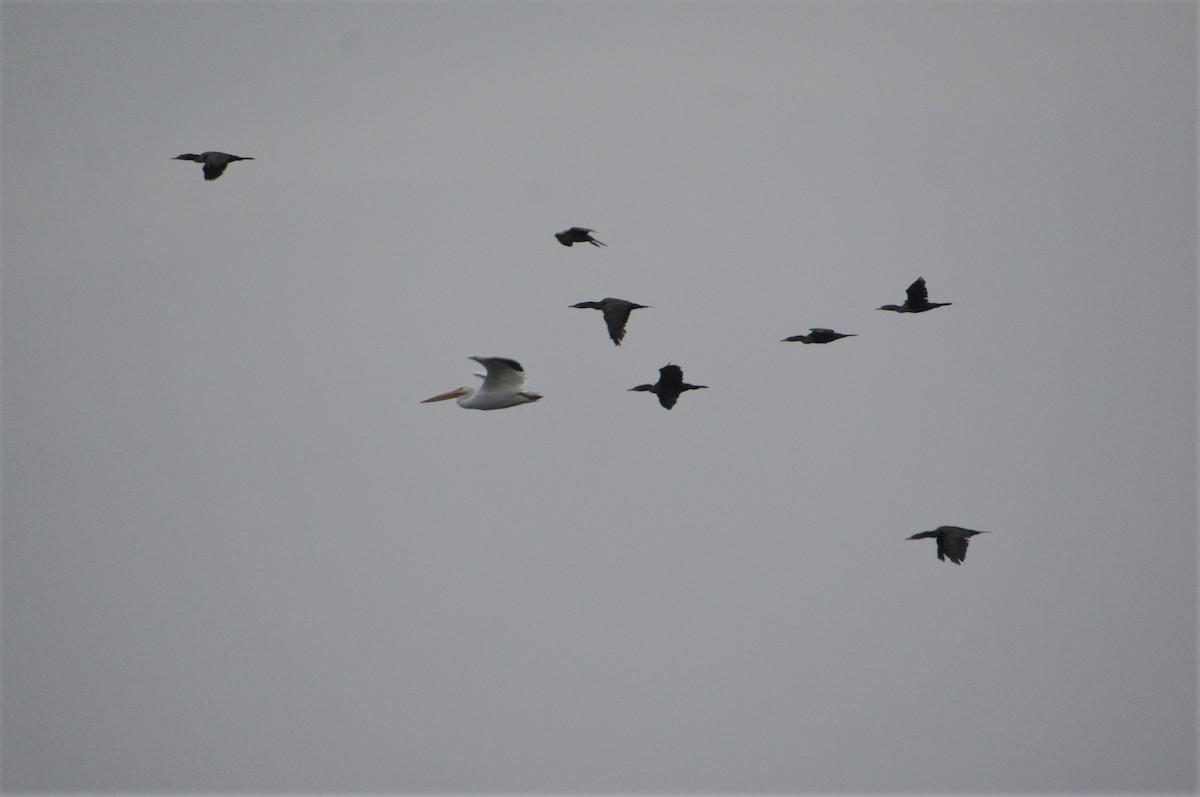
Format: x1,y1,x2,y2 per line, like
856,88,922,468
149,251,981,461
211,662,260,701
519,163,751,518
906,526,989,564
629,363,707,410
421,356,542,410
878,277,952,313
782,328,857,344
173,151,254,181
570,298,650,345
555,227,607,247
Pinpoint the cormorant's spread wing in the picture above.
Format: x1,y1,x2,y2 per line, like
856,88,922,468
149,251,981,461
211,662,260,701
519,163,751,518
905,277,929,305
602,301,633,344
940,535,969,564
658,364,684,388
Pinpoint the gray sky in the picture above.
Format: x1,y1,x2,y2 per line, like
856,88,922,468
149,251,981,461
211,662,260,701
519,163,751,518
2,1,1196,793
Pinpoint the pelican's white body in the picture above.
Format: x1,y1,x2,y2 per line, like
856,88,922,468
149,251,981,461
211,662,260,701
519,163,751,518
421,356,542,410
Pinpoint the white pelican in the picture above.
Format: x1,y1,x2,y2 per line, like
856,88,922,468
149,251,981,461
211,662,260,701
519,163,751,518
421,356,542,410
173,151,254,181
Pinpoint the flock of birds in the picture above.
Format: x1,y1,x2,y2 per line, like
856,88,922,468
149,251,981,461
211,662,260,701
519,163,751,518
174,153,989,565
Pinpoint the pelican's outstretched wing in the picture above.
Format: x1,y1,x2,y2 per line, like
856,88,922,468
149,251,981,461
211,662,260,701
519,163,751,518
470,356,527,394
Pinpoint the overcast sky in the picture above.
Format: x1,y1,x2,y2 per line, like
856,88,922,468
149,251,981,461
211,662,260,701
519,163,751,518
2,1,1196,793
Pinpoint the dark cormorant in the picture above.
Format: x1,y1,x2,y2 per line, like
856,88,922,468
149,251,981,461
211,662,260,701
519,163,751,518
906,526,989,564
555,227,606,247
173,151,254,181
629,363,707,410
878,277,951,313
782,328,857,344
570,298,650,345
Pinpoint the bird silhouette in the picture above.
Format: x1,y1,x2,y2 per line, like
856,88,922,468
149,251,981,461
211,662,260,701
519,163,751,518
906,526,989,564
629,364,707,410
782,328,857,344
555,227,606,247
173,151,254,181
878,277,951,313
570,298,650,345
